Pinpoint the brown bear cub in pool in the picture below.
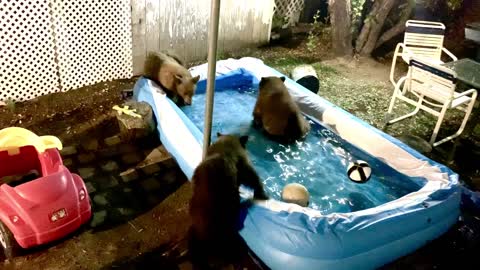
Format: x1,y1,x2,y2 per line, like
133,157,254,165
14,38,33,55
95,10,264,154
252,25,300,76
188,132,268,269
253,76,311,142
143,51,200,105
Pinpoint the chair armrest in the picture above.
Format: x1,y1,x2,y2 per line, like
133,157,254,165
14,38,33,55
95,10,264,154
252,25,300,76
394,76,408,95
390,43,414,86
455,89,478,99
441,47,458,62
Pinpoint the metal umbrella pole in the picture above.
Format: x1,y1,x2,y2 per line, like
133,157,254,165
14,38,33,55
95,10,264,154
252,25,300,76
202,0,221,159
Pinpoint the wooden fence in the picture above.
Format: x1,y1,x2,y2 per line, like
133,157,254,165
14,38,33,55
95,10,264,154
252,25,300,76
131,0,275,74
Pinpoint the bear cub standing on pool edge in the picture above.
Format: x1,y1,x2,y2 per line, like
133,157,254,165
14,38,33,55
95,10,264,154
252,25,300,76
253,76,311,143
188,133,268,269
143,51,200,106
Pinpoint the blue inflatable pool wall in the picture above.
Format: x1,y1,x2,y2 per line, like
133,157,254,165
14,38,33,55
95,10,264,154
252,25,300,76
133,57,461,270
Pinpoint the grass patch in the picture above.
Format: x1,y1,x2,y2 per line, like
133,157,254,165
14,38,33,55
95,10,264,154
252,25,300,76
263,56,318,75
317,70,466,140
311,62,339,76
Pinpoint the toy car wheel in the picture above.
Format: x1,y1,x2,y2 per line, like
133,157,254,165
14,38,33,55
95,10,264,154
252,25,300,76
0,221,20,260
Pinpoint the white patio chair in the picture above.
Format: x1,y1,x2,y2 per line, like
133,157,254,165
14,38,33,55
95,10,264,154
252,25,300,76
390,20,458,86
386,57,477,147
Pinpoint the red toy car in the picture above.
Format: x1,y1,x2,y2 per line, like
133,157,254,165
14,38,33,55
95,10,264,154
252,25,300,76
0,145,92,259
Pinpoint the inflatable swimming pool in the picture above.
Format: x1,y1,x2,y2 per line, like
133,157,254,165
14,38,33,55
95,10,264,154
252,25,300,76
133,57,461,270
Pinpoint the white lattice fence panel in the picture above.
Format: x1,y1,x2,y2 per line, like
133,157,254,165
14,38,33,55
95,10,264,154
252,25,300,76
0,0,60,102
51,0,132,91
274,0,304,24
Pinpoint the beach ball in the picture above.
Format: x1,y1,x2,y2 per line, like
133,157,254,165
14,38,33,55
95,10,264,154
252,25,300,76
282,183,310,207
347,160,372,183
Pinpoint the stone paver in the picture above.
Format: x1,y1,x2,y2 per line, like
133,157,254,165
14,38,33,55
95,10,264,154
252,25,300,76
116,207,135,216
78,167,96,179
93,194,108,206
120,168,139,183
90,210,107,228
105,135,122,146
78,153,96,164
85,182,97,194
60,145,77,156
101,160,119,172
140,163,162,175
141,178,162,192
122,152,143,165
96,176,119,190
162,169,180,185
63,158,73,167
82,139,99,151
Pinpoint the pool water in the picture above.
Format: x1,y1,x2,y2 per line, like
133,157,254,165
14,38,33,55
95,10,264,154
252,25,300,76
181,88,424,214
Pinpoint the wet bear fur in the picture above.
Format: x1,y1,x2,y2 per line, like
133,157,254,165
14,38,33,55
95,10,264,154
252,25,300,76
253,76,310,143
143,51,200,105
188,133,268,269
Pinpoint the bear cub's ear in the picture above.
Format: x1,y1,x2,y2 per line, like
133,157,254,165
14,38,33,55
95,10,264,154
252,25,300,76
192,75,200,84
239,135,249,148
259,77,267,88
216,132,224,137
175,74,183,83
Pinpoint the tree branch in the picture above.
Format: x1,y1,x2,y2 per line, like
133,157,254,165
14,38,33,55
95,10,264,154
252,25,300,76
354,0,381,52
375,0,414,49
355,22,371,52
375,22,406,49
359,0,396,55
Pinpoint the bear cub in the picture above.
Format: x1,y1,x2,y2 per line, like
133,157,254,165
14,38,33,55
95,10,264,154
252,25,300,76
253,76,310,142
143,51,200,105
188,132,268,269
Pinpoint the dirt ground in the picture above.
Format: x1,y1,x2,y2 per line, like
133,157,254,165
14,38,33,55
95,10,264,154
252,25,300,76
1,29,480,269
0,79,136,145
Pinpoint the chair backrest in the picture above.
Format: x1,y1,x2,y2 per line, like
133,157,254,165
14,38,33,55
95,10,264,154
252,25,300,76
404,20,446,61
408,57,457,104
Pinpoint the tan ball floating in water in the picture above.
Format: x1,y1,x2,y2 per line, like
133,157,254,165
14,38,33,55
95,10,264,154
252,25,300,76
282,183,310,207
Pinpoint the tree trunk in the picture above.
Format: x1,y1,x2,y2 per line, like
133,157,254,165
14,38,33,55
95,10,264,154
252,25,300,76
329,0,353,57
355,0,396,55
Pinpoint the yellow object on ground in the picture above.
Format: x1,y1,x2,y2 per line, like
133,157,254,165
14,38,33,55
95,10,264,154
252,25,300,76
113,105,142,118
0,127,63,155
